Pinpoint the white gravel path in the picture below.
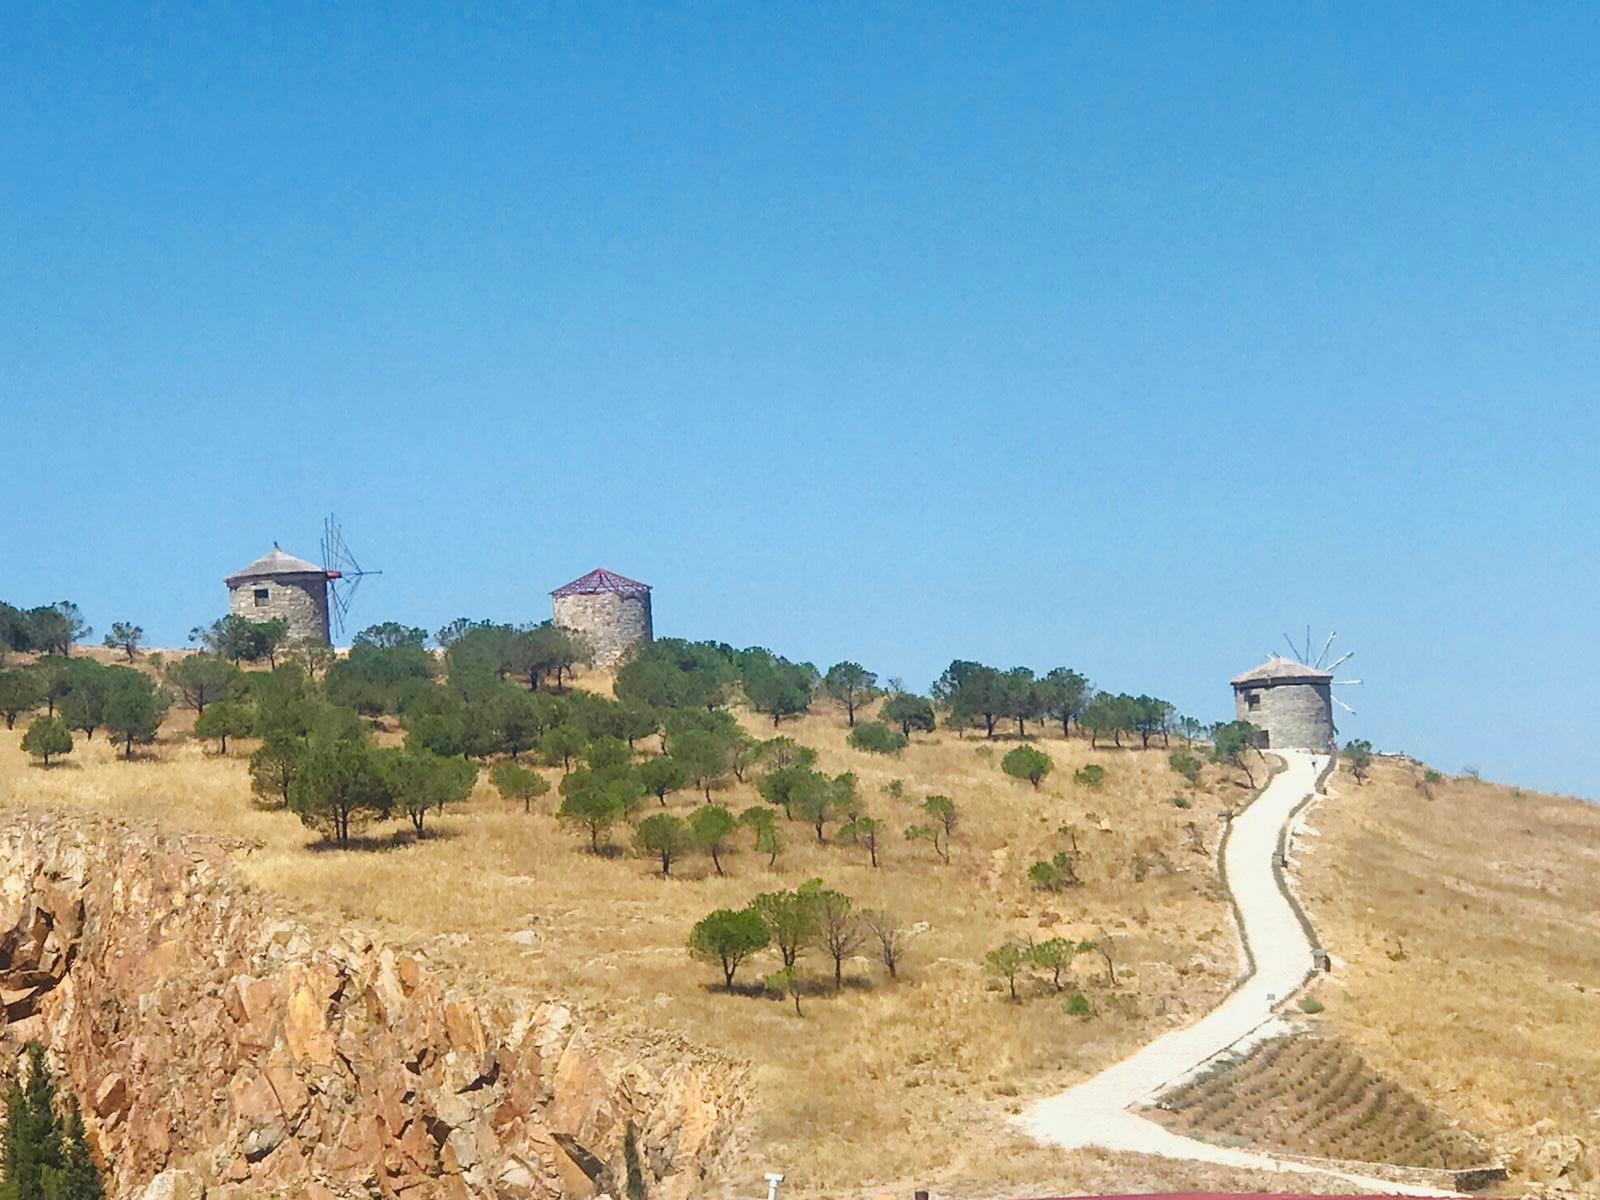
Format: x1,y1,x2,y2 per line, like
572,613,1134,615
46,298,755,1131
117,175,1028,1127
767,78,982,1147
1016,750,1456,1196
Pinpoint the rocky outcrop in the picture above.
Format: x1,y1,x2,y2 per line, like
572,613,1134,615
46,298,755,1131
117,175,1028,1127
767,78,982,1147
0,813,742,1199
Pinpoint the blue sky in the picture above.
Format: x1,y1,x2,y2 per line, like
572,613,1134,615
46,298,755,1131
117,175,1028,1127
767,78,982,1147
3,5,1597,798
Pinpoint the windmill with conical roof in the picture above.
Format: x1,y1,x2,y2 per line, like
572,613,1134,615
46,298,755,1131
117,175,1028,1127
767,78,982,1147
1230,630,1361,751
551,568,652,667
223,515,379,644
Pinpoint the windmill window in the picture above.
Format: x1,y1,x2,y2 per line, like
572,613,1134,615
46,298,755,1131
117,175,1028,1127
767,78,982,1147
253,588,270,606
1245,692,1261,710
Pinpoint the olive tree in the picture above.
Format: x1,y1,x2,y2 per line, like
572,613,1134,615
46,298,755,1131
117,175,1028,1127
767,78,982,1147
195,700,253,754
636,812,693,875
688,908,770,989
739,806,784,867
879,692,935,738
103,671,171,759
984,941,1028,1002
0,669,43,730
491,761,551,812
21,715,73,766
821,661,877,726
860,909,911,979
102,621,144,661
1344,738,1374,783
812,887,863,991
689,804,737,875
166,654,242,716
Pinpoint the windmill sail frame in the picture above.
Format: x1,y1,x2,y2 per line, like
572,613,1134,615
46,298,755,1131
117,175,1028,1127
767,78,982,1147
320,514,381,637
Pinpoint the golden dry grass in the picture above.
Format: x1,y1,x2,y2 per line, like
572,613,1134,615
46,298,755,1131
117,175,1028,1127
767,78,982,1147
0,657,1276,1195
1301,756,1600,1191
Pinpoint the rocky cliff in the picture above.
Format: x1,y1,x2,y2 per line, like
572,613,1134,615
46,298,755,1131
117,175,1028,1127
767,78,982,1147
0,811,743,1200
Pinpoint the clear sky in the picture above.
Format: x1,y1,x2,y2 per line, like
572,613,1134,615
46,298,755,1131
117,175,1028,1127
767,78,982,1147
3,5,1596,798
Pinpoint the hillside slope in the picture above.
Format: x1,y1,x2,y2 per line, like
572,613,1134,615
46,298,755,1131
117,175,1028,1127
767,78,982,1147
2,655,1596,1196
0,656,1283,1196
1301,756,1600,1195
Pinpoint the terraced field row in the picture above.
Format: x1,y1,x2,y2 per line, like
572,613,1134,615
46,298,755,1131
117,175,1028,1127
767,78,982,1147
1148,1033,1486,1169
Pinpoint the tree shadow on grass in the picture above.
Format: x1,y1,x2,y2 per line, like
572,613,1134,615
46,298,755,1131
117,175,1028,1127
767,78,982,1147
697,980,769,1000
697,973,882,1001
303,824,466,853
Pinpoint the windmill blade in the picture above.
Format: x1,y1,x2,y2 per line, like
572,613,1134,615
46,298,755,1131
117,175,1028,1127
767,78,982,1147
1305,625,1313,664
1334,678,1363,686
1315,632,1337,669
1282,633,1303,661
1332,695,1359,715
320,514,381,638
1325,650,1355,672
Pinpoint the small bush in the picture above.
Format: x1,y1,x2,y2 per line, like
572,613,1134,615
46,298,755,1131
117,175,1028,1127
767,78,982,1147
848,721,907,755
1065,992,1092,1017
1298,995,1325,1014
1001,745,1052,788
1172,795,1192,809
1028,851,1079,891
1073,764,1105,788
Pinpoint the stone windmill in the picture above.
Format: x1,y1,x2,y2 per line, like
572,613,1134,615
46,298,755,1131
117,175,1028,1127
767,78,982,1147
551,568,652,667
1230,629,1361,751
222,515,379,645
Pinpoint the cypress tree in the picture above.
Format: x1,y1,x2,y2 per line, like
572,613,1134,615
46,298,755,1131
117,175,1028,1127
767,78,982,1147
0,1043,106,1200
622,1120,647,1200
54,1099,104,1200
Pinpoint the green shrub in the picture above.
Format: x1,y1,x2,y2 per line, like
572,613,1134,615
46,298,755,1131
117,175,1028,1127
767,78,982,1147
1028,851,1079,891
847,721,907,755
1167,750,1203,787
1172,795,1192,809
1065,992,1093,1017
1073,764,1105,788
1298,995,1325,1014
1001,745,1052,788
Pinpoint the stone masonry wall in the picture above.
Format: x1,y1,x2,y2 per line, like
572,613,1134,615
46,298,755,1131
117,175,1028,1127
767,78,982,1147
552,593,651,668
228,574,330,645
1234,681,1335,751
0,811,741,1200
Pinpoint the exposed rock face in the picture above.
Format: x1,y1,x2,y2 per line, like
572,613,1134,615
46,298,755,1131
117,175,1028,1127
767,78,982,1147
0,813,741,1199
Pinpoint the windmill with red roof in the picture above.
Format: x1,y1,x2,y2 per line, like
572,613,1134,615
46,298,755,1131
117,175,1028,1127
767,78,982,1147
551,568,653,667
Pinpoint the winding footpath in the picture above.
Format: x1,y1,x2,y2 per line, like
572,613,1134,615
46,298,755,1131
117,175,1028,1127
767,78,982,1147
1017,750,1455,1196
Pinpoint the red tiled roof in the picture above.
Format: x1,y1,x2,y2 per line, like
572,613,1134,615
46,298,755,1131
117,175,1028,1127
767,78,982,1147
550,568,650,598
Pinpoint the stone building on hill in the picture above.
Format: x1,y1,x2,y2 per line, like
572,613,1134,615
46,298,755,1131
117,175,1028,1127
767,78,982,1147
551,568,652,667
1230,656,1335,751
224,545,333,645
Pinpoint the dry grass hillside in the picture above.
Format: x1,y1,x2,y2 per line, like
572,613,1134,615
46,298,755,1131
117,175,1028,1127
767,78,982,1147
5,651,1597,1197
1301,755,1600,1194
0,653,1293,1196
